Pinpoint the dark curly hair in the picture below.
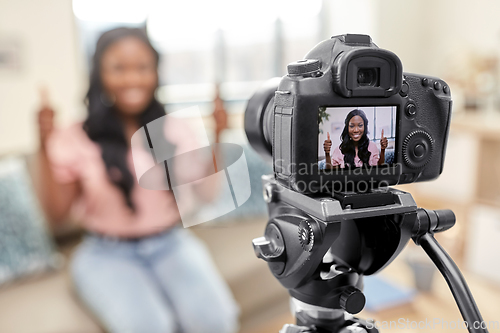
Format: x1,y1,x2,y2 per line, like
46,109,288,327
82,27,174,208
339,109,371,168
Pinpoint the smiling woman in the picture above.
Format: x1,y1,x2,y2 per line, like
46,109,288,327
100,36,157,115
37,27,239,333
323,108,388,169
82,28,167,209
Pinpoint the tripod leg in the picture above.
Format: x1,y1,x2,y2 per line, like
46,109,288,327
418,233,489,333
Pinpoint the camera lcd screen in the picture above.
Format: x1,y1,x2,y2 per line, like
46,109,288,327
318,106,397,169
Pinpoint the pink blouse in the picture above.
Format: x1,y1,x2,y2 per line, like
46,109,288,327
47,117,207,238
330,141,380,168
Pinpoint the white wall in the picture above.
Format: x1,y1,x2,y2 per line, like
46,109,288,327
321,0,379,42
376,0,500,77
0,0,85,155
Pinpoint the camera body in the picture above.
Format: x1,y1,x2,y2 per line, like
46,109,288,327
245,34,452,193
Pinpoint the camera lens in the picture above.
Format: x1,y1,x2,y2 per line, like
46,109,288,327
357,68,378,86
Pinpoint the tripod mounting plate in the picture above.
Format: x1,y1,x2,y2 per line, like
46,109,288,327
262,175,418,222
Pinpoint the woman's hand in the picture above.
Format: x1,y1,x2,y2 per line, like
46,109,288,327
378,129,388,165
323,132,332,155
380,129,388,150
35,86,81,224
37,87,55,152
323,132,332,169
212,90,227,144
213,106,227,143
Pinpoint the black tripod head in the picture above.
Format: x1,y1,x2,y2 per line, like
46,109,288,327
254,176,416,312
253,176,486,333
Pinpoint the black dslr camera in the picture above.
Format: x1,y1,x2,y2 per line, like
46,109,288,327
245,34,452,193
245,34,488,333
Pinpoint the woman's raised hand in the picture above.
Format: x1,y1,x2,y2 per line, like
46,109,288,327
380,129,388,150
37,86,55,152
323,132,332,155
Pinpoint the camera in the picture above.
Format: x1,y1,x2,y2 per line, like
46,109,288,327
245,35,488,333
245,34,452,193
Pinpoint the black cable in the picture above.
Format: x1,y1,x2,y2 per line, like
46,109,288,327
419,233,489,333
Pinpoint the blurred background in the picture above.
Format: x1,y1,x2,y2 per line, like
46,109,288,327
1,0,500,332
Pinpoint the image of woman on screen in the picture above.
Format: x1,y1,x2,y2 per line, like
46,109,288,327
323,109,388,169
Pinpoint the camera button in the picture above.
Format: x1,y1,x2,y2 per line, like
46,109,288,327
400,82,409,96
405,102,417,117
414,144,425,157
434,81,442,90
443,85,449,94
422,78,429,87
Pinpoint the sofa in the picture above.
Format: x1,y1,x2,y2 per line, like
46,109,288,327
0,152,288,333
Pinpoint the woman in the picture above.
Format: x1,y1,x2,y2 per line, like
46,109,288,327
37,27,239,333
323,109,388,169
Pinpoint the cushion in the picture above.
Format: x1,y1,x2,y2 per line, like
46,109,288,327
0,157,60,286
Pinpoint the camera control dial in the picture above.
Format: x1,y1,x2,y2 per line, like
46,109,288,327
287,59,321,77
402,130,434,169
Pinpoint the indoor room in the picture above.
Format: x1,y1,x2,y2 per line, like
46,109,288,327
0,1,499,332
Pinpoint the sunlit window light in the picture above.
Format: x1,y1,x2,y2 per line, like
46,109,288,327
72,0,150,23
147,0,322,51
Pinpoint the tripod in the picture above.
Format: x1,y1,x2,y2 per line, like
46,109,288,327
253,175,489,333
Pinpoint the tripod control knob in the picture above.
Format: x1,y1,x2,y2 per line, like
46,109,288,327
253,223,286,275
340,286,365,314
298,220,314,252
